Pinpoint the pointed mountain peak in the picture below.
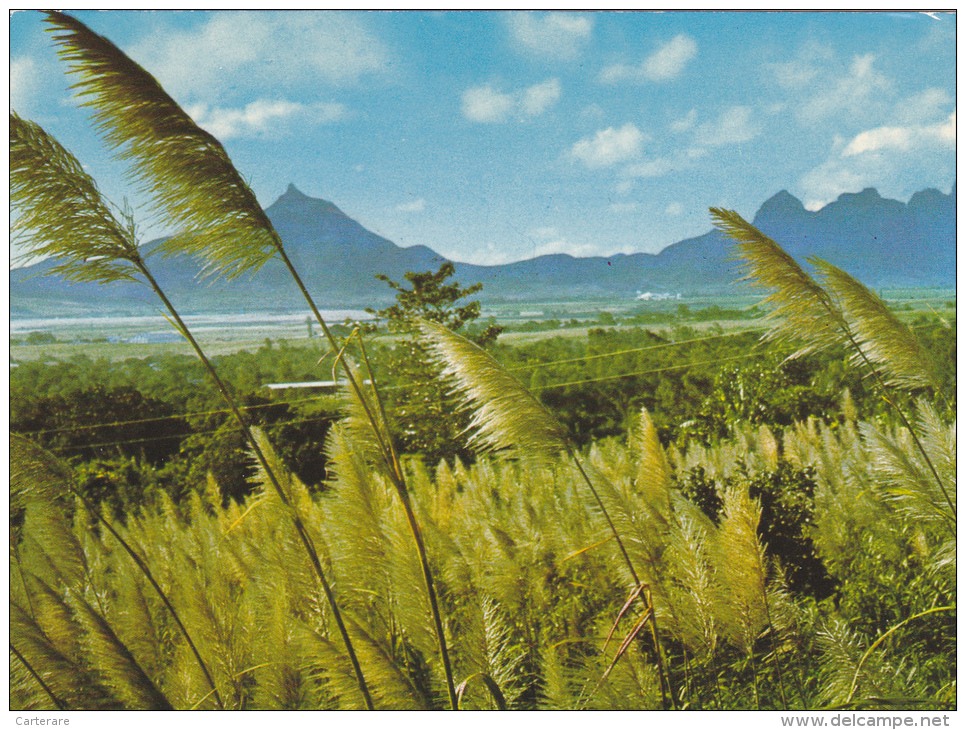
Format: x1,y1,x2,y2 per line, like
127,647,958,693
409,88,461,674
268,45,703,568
752,189,806,224
269,184,345,216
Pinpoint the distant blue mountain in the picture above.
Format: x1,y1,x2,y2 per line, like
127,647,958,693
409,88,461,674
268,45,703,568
10,183,955,316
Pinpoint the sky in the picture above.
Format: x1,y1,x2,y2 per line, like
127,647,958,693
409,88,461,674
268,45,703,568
9,9,957,267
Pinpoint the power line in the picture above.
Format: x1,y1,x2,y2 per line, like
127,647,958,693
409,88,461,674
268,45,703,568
15,317,948,448
37,348,776,454
16,327,764,438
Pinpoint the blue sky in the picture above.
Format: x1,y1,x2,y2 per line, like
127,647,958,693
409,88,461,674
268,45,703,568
10,10,956,266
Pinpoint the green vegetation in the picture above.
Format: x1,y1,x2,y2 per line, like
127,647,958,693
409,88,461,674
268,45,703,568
9,10,955,712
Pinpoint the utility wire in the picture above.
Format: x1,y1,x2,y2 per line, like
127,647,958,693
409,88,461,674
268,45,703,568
15,318,947,446
38,348,775,453
16,326,765,438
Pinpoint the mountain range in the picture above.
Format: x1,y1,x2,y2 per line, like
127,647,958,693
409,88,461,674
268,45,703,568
10,183,955,318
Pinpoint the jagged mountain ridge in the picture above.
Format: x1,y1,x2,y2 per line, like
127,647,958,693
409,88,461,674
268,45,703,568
10,183,955,317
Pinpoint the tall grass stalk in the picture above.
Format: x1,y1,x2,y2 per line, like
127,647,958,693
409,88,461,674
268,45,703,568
710,208,953,521
10,111,371,710
418,318,674,707
42,9,457,707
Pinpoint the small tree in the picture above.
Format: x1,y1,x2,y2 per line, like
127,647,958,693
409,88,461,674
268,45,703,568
366,262,501,463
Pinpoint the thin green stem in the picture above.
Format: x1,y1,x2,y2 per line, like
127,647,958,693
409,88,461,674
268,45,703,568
137,261,374,710
67,483,221,709
274,245,460,709
821,311,955,520
845,606,954,704
568,451,675,709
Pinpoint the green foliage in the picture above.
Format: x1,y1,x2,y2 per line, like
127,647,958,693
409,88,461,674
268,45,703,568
365,263,503,464
9,10,955,712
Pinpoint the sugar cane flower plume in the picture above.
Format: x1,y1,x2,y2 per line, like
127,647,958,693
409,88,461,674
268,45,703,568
44,10,280,281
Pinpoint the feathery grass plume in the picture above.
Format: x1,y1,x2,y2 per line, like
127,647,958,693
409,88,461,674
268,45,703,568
860,404,956,541
336,359,396,469
815,260,941,390
10,601,120,710
12,436,226,709
475,596,527,708
322,423,394,602
17,575,87,671
10,112,141,283
712,484,770,657
418,318,569,460
44,11,278,280
664,513,718,659
816,617,900,707
757,425,780,470
11,436,89,590
711,207,848,359
68,591,173,710
304,620,431,710
10,642,68,711
631,407,675,518
420,318,674,703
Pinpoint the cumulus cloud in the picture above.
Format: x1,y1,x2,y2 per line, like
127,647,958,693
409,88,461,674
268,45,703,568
800,110,955,208
396,198,427,213
693,106,759,146
599,34,697,83
506,11,592,61
798,54,891,125
521,224,597,258
893,88,953,125
521,78,562,117
129,12,391,103
532,237,601,258
766,39,834,89
570,123,646,168
189,99,347,138
841,126,913,157
462,79,560,123
842,110,954,156
462,85,515,123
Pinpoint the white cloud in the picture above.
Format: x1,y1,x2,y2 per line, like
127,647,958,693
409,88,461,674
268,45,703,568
767,39,834,89
670,109,697,133
609,202,639,213
841,126,913,157
798,54,891,124
694,106,759,146
129,12,391,103
665,202,684,216
521,78,561,117
506,12,592,61
893,88,953,125
189,99,347,138
462,79,560,123
842,110,955,157
523,225,598,258
462,85,515,123
570,123,646,168
10,56,38,113
532,237,601,258
800,110,956,208
396,198,427,213
599,34,697,83
623,157,675,179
